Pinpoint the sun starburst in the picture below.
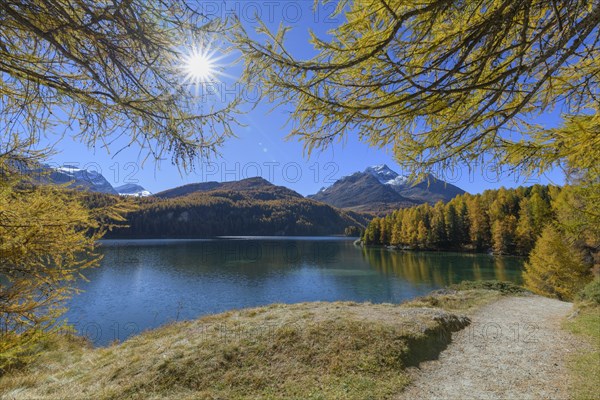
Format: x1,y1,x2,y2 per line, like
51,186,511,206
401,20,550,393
180,45,224,85
183,52,216,82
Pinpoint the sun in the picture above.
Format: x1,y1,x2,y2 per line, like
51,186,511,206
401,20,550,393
183,51,216,82
178,43,234,97
179,45,227,87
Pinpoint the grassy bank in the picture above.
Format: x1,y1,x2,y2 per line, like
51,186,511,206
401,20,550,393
564,280,600,400
0,284,520,400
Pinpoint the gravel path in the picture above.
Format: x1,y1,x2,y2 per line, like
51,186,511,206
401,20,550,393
396,295,582,400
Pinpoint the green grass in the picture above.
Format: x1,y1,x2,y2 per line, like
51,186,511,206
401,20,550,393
0,302,471,400
577,278,600,305
449,280,528,295
564,303,600,400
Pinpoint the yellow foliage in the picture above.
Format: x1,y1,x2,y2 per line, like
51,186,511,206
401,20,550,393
524,225,591,301
0,162,132,371
0,0,244,170
237,0,600,176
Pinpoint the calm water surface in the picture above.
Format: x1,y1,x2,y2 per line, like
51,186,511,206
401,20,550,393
63,237,523,345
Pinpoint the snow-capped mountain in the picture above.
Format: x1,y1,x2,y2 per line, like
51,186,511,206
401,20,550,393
310,164,466,214
47,165,118,194
364,164,403,184
115,183,152,197
26,164,150,196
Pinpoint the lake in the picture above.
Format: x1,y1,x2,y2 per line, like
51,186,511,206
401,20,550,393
63,237,524,345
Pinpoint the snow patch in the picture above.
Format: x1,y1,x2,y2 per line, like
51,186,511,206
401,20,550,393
115,183,151,197
385,175,410,187
119,190,152,197
364,164,399,184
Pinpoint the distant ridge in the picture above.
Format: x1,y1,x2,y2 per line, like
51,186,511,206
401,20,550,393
109,177,368,238
154,177,302,199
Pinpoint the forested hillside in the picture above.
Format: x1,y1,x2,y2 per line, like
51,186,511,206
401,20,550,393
104,178,368,238
362,185,554,255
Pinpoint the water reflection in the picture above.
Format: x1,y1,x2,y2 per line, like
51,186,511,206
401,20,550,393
64,238,523,345
361,247,522,287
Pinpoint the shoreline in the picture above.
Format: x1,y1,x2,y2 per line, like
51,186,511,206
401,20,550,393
355,239,528,259
2,282,594,400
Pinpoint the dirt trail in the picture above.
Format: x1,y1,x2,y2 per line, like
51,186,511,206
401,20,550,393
396,295,582,400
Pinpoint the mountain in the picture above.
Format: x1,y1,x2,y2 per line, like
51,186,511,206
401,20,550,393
23,164,152,197
108,177,369,238
153,181,223,198
36,164,118,194
311,172,416,213
310,164,466,213
395,174,466,203
364,164,406,184
115,183,151,197
154,177,302,199
15,163,369,236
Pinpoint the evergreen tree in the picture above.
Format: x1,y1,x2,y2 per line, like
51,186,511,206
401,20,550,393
444,203,459,248
515,197,537,255
457,200,470,247
466,196,489,250
430,202,447,248
379,217,390,245
491,216,517,255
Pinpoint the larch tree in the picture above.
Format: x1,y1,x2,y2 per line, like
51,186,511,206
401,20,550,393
466,196,489,250
416,220,428,248
0,156,132,369
515,197,536,254
524,224,590,300
390,211,402,245
1,0,244,369
2,0,244,169
236,0,599,176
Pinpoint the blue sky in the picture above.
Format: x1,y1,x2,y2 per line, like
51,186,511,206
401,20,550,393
40,1,565,196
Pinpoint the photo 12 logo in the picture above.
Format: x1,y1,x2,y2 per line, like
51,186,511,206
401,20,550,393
198,1,341,24
198,161,340,185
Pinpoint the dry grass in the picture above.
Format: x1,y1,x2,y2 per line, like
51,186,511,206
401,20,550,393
0,301,473,400
403,289,505,314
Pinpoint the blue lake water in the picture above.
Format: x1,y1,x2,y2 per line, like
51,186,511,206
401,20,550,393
63,237,524,345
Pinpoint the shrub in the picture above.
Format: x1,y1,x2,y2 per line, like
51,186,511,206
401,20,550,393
577,279,600,305
450,280,527,295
